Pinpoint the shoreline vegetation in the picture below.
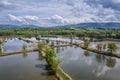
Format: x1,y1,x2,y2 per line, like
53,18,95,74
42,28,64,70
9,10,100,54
0,48,38,57
77,40,120,58
38,42,72,80
80,46,120,58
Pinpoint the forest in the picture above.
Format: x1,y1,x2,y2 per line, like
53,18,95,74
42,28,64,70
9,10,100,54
0,27,120,40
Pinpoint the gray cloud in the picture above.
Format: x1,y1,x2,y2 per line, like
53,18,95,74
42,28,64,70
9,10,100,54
0,0,18,10
84,0,120,11
0,0,120,26
8,14,69,26
60,0,120,23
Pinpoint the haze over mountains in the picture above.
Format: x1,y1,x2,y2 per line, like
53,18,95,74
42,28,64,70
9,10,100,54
0,22,120,28
65,22,120,28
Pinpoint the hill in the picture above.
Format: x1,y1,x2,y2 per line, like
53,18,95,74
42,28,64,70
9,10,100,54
0,22,120,28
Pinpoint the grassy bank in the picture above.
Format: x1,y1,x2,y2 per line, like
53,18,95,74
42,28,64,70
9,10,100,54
38,43,72,80
0,48,38,57
80,46,120,58
56,67,72,80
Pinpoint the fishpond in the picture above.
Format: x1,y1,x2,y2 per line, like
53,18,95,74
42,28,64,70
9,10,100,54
56,46,120,80
0,38,56,80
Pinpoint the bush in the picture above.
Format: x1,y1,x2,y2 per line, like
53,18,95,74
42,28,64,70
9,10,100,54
107,43,118,54
38,43,45,51
22,44,27,50
84,39,91,49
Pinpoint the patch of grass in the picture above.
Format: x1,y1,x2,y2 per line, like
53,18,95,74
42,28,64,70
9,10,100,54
56,68,69,80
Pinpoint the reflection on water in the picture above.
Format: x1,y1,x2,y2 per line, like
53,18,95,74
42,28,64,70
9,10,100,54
0,38,56,80
56,47,60,53
95,54,104,63
3,38,33,52
22,52,28,58
42,37,83,43
56,46,120,80
84,50,90,57
106,57,116,68
0,52,56,80
2,38,120,80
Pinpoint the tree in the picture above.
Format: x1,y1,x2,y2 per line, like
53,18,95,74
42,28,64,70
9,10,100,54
46,39,50,44
45,48,59,73
107,43,118,54
103,44,107,51
84,39,91,49
22,44,27,50
111,33,116,38
51,42,55,47
45,48,56,65
36,36,41,41
0,47,2,54
96,43,103,52
45,48,56,66
70,33,73,44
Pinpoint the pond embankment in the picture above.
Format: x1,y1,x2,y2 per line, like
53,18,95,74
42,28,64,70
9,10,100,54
77,43,120,58
0,48,38,57
40,44,72,80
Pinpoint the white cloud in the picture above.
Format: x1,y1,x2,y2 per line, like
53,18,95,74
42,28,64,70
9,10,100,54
8,14,69,26
8,14,25,22
64,0,119,23
24,16,39,20
1,0,120,26
50,15,69,24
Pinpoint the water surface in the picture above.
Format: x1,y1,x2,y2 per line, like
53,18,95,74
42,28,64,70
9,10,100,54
56,46,120,80
3,38,34,52
0,52,56,80
1,38,56,80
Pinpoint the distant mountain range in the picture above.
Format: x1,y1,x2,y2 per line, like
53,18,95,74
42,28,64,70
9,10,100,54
60,22,120,28
0,24,41,28
0,22,120,28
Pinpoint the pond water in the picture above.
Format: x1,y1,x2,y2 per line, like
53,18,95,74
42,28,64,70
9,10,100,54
42,37,83,43
2,37,120,80
3,38,34,52
0,38,56,80
25,37,83,47
0,52,56,80
56,46,120,80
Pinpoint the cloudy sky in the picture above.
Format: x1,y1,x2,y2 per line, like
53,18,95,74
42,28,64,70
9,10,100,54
0,0,120,26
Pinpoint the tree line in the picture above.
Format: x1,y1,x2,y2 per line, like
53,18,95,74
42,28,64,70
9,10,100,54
0,27,120,39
